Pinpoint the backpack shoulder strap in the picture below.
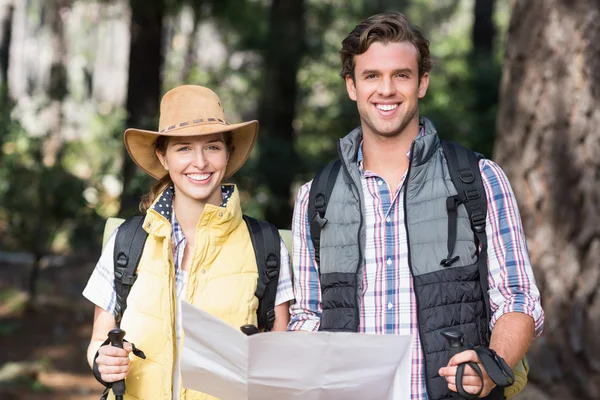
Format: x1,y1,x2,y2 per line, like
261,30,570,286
243,215,280,332
441,140,490,325
113,215,148,327
308,159,342,266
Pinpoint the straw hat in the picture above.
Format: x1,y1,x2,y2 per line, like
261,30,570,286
124,85,258,179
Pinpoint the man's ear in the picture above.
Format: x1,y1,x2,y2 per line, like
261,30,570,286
156,149,168,171
418,72,429,99
345,75,357,101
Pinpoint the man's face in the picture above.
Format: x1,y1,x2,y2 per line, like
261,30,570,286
346,41,429,139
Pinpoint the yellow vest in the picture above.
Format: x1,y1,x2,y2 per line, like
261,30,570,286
110,186,259,400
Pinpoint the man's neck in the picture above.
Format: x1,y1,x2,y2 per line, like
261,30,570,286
362,121,420,190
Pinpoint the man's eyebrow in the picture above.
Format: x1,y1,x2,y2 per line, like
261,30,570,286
359,68,414,76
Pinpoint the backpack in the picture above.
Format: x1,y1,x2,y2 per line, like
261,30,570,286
109,215,281,332
307,140,528,398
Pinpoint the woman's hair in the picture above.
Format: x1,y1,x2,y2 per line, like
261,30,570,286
138,132,234,213
340,12,432,81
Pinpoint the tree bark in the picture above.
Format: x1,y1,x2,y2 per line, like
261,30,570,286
256,0,306,229
42,0,69,167
0,0,13,101
120,0,165,215
469,0,498,158
495,1,600,398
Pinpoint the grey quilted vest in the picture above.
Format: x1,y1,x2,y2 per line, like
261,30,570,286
318,118,489,399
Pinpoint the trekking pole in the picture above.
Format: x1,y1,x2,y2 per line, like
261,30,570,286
440,328,482,400
108,328,127,400
440,328,467,359
240,324,259,336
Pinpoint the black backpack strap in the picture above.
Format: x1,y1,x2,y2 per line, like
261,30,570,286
113,216,148,327
308,159,342,266
441,140,490,326
243,215,280,332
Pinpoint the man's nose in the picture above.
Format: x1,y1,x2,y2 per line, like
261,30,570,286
378,76,396,96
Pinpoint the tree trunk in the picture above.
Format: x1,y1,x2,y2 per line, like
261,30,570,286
471,0,496,55
469,0,498,158
0,0,13,101
42,0,69,167
180,0,204,83
120,0,165,215
0,0,14,158
495,1,600,399
257,0,306,229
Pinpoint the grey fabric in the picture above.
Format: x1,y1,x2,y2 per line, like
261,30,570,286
406,120,478,276
316,118,489,399
318,126,365,332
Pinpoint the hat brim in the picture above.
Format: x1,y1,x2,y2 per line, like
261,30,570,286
124,120,258,180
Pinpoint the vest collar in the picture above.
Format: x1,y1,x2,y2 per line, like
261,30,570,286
410,117,440,167
195,183,243,239
337,117,440,168
142,184,243,240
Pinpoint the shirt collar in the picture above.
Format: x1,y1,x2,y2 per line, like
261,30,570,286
357,124,425,174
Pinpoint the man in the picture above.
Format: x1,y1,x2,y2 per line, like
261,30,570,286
287,12,544,399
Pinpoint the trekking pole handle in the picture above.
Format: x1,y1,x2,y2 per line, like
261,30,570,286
108,328,127,400
440,328,468,358
440,328,482,400
240,324,259,336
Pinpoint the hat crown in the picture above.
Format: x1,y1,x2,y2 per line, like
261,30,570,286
158,85,226,132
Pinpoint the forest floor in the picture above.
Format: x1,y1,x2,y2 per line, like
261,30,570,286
0,256,103,399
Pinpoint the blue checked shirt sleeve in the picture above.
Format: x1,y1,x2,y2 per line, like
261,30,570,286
287,181,322,331
82,229,118,314
480,159,544,336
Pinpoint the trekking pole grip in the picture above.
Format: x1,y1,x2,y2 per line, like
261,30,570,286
440,328,482,400
108,328,127,400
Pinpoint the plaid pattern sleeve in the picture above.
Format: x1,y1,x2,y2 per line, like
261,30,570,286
275,237,294,306
287,181,322,331
82,229,118,314
481,159,545,336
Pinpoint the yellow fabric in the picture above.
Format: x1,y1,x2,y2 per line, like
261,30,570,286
108,186,259,400
504,356,529,399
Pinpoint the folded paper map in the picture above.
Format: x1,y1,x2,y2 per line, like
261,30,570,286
180,301,412,400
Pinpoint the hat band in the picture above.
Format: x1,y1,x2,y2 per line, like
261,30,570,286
159,117,231,133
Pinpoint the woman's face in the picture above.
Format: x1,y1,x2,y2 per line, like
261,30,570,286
156,133,229,207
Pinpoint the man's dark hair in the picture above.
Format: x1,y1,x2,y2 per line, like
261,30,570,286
340,12,432,81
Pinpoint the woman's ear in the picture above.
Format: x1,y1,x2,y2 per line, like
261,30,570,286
156,149,168,171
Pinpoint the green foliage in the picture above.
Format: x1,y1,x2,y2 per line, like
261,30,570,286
0,127,87,255
0,0,510,254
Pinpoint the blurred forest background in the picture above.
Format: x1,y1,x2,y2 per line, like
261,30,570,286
0,0,598,399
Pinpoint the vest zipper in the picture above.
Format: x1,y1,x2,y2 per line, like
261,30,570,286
403,140,432,399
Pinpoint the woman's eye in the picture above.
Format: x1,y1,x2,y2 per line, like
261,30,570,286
176,146,191,152
207,145,221,151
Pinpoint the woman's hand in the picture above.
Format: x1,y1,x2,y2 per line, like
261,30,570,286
95,341,133,383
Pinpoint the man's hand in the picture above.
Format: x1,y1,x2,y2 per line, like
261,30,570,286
438,349,496,398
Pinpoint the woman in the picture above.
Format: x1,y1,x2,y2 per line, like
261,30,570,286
83,85,294,400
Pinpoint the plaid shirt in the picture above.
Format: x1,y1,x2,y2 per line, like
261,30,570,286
288,134,544,399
